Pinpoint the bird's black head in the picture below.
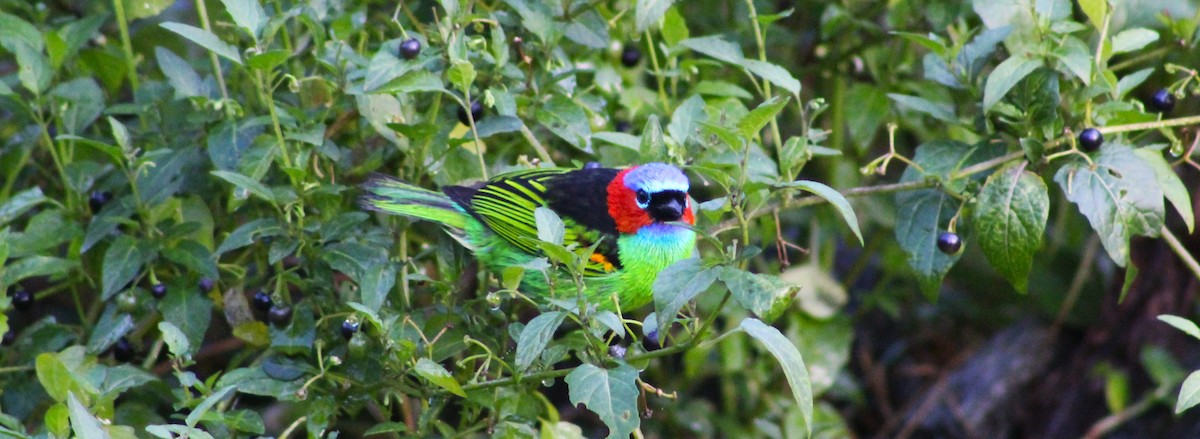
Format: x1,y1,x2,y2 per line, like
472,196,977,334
637,189,687,222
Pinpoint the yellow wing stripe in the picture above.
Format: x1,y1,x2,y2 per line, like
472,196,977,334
467,167,617,276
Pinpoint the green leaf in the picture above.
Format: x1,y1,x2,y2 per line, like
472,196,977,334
694,80,752,99
123,0,173,19
776,180,863,245
215,218,282,255
1158,315,1200,341
534,207,565,245
661,7,689,46
13,42,50,94
359,261,396,313
0,12,43,52
1078,0,1107,29
187,385,236,428
246,50,289,71
160,22,243,65
1054,143,1164,266
1111,28,1159,54
1178,371,1200,413
503,0,558,44
563,10,608,49
1006,68,1060,135
719,268,798,323
373,70,443,96
639,115,665,158
565,363,640,439
155,47,205,99
158,321,191,358
515,311,566,371
473,116,523,138
636,0,674,32
219,0,267,39
1133,148,1193,233
102,236,149,300
983,55,1041,113
0,256,76,291
68,393,110,439
679,35,744,64
894,140,999,297
957,26,1012,82
86,308,134,354
740,318,812,437
536,95,591,151
414,358,466,397
845,84,890,148
888,94,956,122
653,258,719,332
971,162,1049,292
211,170,276,204
666,94,706,146
448,60,476,94
37,353,76,402
158,287,212,356
743,60,801,96
737,95,790,138
99,365,157,395
1115,68,1153,100
1053,37,1092,85
892,31,947,56
0,187,46,227
162,240,220,280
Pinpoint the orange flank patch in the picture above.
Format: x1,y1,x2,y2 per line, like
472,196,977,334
590,253,616,272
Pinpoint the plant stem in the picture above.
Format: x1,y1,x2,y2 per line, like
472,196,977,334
1052,237,1099,331
643,30,671,113
112,0,139,93
519,123,555,165
1161,226,1200,283
744,0,787,179
1098,115,1200,135
195,0,232,109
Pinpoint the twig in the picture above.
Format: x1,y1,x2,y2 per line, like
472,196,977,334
1161,226,1200,283
1052,237,1100,331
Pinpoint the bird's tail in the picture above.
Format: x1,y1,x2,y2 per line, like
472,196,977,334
359,174,469,229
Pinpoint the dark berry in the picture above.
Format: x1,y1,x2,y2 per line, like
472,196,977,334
113,337,134,362
399,38,421,60
1148,89,1176,114
614,120,632,133
198,278,215,293
88,191,112,213
936,232,963,255
583,162,603,169
268,305,293,327
457,101,484,125
644,329,661,351
2,330,14,346
11,290,33,311
150,283,167,299
252,291,273,312
621,44,641,67
1078,128,1103,152
341,319,360,340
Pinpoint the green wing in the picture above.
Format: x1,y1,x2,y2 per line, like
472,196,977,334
466,168,619,276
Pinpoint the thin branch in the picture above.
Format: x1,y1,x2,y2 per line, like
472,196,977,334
1162,226,1200,283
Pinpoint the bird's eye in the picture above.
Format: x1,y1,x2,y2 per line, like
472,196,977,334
635,189,650,205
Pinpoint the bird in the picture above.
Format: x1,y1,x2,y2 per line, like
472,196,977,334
359,163,696,311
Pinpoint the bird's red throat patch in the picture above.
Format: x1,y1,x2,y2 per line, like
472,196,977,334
607,168,695,234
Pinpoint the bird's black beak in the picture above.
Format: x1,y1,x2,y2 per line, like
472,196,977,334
648,191,686,222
